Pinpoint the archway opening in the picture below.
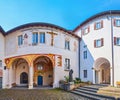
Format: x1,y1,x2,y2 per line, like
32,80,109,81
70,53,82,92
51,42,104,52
94,57,110,84
12,58,29,86
33,56,53,87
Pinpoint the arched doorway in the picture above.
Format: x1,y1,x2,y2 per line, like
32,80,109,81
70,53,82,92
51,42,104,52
33,56,53,86
94,57,110,84
20,72,28,84
11,58,29,86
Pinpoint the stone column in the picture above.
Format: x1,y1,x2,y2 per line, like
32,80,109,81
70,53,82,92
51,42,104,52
28,64,33,89
92,69,95,84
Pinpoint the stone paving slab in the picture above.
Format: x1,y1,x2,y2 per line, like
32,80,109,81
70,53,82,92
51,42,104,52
0,89,91,100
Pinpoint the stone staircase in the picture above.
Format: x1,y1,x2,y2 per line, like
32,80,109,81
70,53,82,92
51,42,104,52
97,86,120,99
71,84,116,100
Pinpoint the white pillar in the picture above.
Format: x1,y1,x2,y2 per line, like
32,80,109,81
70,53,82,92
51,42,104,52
92,69,95,84
28,66,33,89
110,67,113,86
8,67,12,88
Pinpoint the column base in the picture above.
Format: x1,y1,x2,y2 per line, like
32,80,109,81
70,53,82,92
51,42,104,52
28,84,33,89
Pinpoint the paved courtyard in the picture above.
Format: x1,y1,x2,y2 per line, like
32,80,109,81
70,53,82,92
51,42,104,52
0,88,89,100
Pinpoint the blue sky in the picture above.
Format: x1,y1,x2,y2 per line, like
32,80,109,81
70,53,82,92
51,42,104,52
0,0,120,31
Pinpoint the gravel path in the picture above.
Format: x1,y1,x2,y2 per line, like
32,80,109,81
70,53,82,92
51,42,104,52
0,89,91,100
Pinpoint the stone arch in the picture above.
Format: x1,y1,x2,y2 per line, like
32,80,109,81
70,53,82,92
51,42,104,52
11,58,29,86
33,56,53,86
94,57,110,84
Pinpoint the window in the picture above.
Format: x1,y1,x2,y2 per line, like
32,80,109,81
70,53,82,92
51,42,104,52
82,26,90,35
18,35,23,46
65,58,70,70
32,32,38,44
83,51,87,59
40,33,45,43
94,20,103,30
0,60,2,67
115,19,120,27
83,70,87,78
94,38,104,48
114,37,120,45
65,40,70,50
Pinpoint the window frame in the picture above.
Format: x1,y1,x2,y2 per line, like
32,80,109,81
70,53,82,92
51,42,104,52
94,38,104,48
40,32,45,43
65,58,70,70
32,32,38,45
65,40,70,50
83,51,87,59
116,19,120,27
94,20,103,30
18,35,23,46
83,70,87,78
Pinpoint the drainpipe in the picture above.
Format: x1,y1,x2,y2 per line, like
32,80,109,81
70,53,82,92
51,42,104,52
78,38,81,79
110,11,114,86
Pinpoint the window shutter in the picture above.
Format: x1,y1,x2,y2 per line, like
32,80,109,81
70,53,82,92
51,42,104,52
101,20,103,28
94,23,96,30
101,38,104,46
94,40,96,48
81,29,84,35
88,26,90,33
113,19,116,26
114,37,117,45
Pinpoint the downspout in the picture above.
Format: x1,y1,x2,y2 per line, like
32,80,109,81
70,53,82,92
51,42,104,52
78,38,81,79
110,11,114,86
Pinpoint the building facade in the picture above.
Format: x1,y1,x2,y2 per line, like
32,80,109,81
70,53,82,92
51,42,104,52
74,10,120,86
0,10,120,89
0,23,79,89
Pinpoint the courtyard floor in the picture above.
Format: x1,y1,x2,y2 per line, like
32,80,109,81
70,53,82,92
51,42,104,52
0,88,89,100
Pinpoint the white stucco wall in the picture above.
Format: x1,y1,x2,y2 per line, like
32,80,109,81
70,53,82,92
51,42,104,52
4,26,79,88
75,14,120,86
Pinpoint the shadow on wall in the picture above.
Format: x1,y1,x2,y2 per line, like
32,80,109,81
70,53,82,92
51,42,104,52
80,39,94,82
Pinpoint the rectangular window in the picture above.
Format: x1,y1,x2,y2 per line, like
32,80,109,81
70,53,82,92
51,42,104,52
32,32,38,44
83,51,87,59
0,60,2,67
94,20,103,30
116,19,120,26
96,39,101,47
83,70,87,78
40,33,45,43
65,40,70,50
65,58,70,70
18,35,23,46
94,38,104,48
114,37,120,45
82,26,90,35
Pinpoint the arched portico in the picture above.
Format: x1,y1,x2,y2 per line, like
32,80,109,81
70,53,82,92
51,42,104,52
33,56,53,87
4,54,57,89
93,57,110,84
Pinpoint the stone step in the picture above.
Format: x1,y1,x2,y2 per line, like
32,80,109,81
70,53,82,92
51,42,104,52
71,91,103,100
98,91,120,97
83,86,100,90
97,87,120,98
78,87,98,93
71,90,115,100
75,88,115,99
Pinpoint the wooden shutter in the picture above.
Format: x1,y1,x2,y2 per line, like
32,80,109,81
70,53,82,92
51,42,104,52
94,40,96,48
101,20,103,28
88,26,90,33
81,29,84,35
114,37,117,45
101,38,104,46
113,19,116,26
94,23,96,30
